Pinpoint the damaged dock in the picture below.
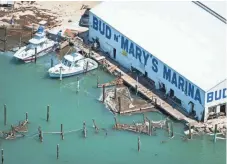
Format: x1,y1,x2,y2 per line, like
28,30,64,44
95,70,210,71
73,38,198,125
101,86,159,115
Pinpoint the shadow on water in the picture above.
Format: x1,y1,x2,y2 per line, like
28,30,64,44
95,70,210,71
9,57,25,65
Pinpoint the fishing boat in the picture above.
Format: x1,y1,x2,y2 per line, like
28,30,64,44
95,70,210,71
48,53,98,78
13,25,56,63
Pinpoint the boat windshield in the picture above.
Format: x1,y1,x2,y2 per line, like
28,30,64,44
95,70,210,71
33,35,44,40
26,44,36,50
62,58,72,67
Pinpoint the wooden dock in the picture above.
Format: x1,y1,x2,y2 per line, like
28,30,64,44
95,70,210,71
73,38,198,126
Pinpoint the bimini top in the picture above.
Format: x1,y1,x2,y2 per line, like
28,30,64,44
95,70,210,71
64,53,84,62
90,1,226,91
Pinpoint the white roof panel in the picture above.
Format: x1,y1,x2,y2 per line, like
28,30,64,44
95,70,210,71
91,1,227,91
201,1,226,19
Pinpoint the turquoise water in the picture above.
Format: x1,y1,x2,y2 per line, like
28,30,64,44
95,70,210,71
0,52,226,164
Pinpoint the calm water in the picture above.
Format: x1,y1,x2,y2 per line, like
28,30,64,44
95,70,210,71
0,52,226,164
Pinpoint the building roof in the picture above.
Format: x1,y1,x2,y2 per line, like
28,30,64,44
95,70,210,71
90,1,226,91
201,1,226,19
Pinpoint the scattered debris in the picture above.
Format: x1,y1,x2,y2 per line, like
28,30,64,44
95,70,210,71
101,86,158,115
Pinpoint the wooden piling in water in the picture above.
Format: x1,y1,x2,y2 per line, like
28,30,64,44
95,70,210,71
1,149,4,164
76,77,80,93
57,144,59,159
38,126,43,142
4,104,6,126
118,97,121,113
138,136,140,152
47,105,50,122
102,84,106,103
92,119,99,133
83,121,87,138
25,112,28,122
61,124,64,140
50,58,53,67
188,124,192,139
34,47,37,63
60,66,62,81
214,124,217,143
96,76,99,88
170,121,174,138
149,119,152,136
114,116,118,129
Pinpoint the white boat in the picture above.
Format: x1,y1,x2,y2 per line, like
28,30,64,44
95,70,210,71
13,25,56,63
48,53,98,78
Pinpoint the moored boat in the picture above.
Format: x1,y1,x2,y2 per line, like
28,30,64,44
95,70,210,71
13,25,56,63
48,53,98,78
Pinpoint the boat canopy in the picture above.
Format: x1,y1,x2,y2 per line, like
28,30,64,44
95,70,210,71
64,53,84,62
35,32,46,37
29,37,47,45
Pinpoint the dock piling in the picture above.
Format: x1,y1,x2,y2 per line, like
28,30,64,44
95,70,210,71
118,97,121,113
114,116,118,129
83,121,87,138
47,105,50,122
92,119,99,133
96,76,99,88
4,104,7,126
188,124,192,139
149,119,152,136
214,124,217,143
102,84,106,103
135,85,138,95
60,66,62,81
57,144,59,159
34,47,37,63
50,57,53,67
25,112,28,122
1,149,4,164
170,121,174,138
138,136,141,152
76,77,80,93
60,124,64,140
38,126,43,142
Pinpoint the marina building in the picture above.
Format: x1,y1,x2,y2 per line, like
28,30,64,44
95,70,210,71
88,1,226,121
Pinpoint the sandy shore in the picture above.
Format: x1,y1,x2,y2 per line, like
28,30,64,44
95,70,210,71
0,1,101,29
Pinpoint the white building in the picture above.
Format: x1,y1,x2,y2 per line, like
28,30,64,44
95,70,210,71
88,1,226,121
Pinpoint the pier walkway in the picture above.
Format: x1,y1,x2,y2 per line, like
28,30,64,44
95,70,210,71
72,38,198,126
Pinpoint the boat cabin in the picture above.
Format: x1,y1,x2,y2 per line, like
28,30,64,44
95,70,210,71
62,53,84,67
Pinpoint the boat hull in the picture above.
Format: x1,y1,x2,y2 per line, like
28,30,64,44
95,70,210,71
49,67,97,78
22,46,55,63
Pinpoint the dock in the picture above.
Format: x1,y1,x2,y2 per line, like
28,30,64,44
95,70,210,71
71,38,199,126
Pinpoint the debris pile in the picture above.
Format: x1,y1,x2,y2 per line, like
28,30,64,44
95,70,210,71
0,120,28,140
113,116,168,136
193,117,226,138
101,86,158,114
